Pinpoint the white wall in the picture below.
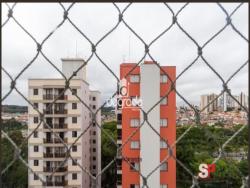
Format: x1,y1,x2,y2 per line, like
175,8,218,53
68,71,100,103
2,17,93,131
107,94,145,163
140,63,160,187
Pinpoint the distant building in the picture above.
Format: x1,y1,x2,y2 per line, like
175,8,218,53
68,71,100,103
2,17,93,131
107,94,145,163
200,94,218,113
28,58,101,188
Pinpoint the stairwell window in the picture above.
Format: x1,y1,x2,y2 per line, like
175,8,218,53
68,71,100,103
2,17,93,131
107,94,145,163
130,141,140,149
160,119,168,127
130,75,140,83
160,75,168,83
160,139,168,149
160,185,168,188
160,97,167,105
160,162,168,171
130,119,140,127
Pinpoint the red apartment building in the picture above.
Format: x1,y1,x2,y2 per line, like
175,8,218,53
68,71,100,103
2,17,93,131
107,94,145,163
116,61,176,188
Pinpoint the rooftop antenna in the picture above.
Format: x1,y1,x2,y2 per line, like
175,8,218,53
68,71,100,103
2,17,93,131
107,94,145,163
75,40,78,58
128,34,131,62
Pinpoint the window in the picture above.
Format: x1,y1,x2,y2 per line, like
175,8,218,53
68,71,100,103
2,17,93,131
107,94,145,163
34,160,39,166
93,139,96,144
92,105,96,110
72,89,77,95
92,122,96,127
160,185,168,188
130,185,139,188
131,96,141,107
92,97,96,101
72,173,77,180
130,162,139,171
33,131,38,138
72,159,77,166
160,162,168,171
72,131,77,137
160,139,168,149
160,119,168,127
130,119,140,127
72,117,77,124
160,75,168,83
130,75,140,83
160,97,167,105
72,103,77,109
92,131,96,135
92,165,96,170
130,141,140,149
34,174,39,180
93,148,96,152
34,146,39,152
33,89,38,95
93,156,96,161
72,145,77,152
34,117,39,124
33,103,38,109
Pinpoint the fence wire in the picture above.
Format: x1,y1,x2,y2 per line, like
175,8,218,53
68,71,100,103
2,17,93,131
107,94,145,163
1,2,249,188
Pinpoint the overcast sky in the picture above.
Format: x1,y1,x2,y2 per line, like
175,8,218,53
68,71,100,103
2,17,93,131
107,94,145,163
1,3,248,107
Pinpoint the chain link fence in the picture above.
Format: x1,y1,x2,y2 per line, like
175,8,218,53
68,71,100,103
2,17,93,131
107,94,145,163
1,2,249,188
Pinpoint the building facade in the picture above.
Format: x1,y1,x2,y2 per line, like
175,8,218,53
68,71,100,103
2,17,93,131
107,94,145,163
117,61,176,188
28,58,101,188
200,94,218,113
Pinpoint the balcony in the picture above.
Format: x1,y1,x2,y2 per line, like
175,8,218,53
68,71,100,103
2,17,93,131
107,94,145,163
54,138,67,144
54,109,68,115
54,124,67,129
43,94,53,100
43,109,53,115
43,124,53,129
43,181,68,186
43,153,53,158
43,166,68,172
44,138,53,143
54,95,67,100
54,152,67,158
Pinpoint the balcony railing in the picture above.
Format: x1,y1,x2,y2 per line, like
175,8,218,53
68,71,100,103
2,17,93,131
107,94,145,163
43,109,53,114
43,138,53,143
43,94,53,100
54,124,67,129
43,152,67,158
43,166,68,172
54,95,67,100
43,153,53,158
54,152,67,158
54,138,67,144
43,124,53,129
54,109,68,114
43,181,68,186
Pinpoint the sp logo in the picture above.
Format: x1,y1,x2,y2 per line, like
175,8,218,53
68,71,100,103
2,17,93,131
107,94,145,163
198,163,216,179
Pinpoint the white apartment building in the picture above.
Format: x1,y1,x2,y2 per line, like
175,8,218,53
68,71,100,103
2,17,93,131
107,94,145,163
28,58,101,188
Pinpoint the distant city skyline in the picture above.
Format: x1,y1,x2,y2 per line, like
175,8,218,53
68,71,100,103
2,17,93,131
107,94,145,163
2,3,248,107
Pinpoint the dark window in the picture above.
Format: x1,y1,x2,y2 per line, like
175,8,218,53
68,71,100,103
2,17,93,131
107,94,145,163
33,131,38,138
72,89,77,95
33,89,38,95
93,148,96,152
92,131,96,135
72,159,77,166
34,174,39,180
130,185,139,188
93,156,96,161
92,105,96,110
72,103,77,109
33,103,38,109
72,173,77,180
92,165,96,169
34,146,39,152
34,160,39,166
92,122,96,127
72,117,77,124
34,117,39,124
92,97,96,101
72,145,77,152
72,131,77,137
92,139,96,144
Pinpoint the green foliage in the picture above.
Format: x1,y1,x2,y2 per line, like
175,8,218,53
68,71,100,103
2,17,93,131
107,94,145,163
2,118,27,132
1,130,28,187
177,125,248,188
101,121,117,188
